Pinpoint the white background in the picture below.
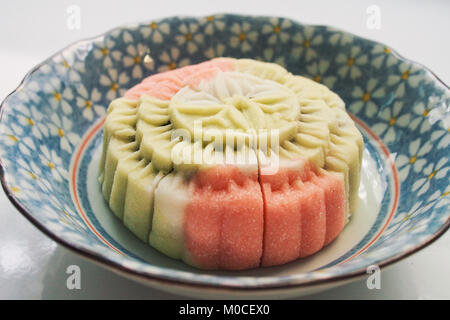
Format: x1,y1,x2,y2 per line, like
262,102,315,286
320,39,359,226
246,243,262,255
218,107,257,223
0,0,449,299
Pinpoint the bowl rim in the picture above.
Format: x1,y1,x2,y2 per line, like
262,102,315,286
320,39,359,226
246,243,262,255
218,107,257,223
0,13,449,291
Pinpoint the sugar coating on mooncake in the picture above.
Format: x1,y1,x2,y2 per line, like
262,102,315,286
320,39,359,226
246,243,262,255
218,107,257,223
99,58,364,270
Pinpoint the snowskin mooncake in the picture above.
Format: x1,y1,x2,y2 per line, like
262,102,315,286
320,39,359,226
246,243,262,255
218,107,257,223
99,58,364,270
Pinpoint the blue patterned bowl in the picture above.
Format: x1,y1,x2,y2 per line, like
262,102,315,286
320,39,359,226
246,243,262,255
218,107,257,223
0,14,449,298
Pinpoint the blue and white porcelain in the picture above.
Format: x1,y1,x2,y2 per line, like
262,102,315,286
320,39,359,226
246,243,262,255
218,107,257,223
0,14,448,299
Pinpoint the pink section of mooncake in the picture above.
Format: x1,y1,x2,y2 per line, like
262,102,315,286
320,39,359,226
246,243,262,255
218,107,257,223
184,166,264,270
125,58,234,100
260,169,303,267
260,159,346,266
298,182,326,258
311,173,346,246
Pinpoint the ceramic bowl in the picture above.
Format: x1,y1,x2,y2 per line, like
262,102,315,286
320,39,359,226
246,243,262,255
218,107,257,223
0,14,449,299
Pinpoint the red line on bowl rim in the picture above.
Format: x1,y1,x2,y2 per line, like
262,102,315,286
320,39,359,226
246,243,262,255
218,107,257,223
70,117,124,255
339,114,400,265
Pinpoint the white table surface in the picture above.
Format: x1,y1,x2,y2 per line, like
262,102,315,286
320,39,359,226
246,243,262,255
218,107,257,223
0,0,449,299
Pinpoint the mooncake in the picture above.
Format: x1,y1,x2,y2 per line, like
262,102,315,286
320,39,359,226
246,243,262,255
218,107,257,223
99,58,363,270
